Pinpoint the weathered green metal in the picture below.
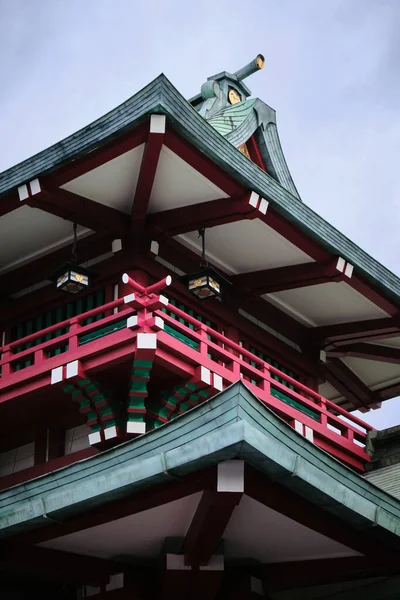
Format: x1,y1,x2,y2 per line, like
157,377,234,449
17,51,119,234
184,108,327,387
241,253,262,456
1,382,400,548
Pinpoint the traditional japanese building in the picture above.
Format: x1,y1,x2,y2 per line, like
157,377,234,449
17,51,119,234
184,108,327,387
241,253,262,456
1,56,400,599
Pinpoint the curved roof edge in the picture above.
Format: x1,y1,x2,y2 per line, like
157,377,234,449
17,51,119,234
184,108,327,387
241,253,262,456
0,74,400,304
0,382,399,549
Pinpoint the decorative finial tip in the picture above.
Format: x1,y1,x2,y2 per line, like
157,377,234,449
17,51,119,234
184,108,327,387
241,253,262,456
234,55,266,82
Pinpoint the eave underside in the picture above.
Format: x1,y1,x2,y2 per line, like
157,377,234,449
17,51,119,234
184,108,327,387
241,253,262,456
1,83,400,411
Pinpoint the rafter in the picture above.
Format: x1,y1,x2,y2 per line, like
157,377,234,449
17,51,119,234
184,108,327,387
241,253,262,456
0,543,113,585
261,556,399,590
11,468,215,546
328,343,400,364
323,358,379,409
131,115,165,232
25,183,129,233
312,316,400,346
183,490,241,567
146,192,259,237
231,258,348,295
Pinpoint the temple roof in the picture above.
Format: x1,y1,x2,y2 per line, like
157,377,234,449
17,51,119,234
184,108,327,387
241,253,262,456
0,73,399,301
1,383,399,551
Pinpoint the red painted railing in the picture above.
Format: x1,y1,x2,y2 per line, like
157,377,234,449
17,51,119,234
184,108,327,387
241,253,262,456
0,282,373,471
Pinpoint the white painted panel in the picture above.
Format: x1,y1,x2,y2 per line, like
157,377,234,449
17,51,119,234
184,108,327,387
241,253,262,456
62,145,145,213
40,493,202,558
0,206,91,275
265,281,389,327
0,442,35,477
65,425,90,455
149,146,229,213
224,495,360,563
178,220,312,275
342,357,400,391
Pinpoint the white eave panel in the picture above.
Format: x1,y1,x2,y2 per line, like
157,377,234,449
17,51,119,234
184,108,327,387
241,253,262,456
62,145,145,213
0,206,91,275
264,281,390,327
148,145,229,212
177,220,313,275
342,356,400,392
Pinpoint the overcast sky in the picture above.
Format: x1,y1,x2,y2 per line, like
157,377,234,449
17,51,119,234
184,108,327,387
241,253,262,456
1,0,399,428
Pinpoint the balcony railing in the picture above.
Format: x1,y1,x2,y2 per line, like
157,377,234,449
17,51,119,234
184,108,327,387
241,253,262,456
0,276,373,471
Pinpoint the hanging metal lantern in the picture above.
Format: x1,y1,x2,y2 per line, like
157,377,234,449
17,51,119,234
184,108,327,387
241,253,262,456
50,224,92,294
182,229,228,300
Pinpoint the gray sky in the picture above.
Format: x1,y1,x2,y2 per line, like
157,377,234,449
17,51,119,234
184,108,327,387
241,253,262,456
1,0,399,428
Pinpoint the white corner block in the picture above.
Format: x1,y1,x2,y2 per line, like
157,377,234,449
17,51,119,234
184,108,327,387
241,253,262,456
18,184,29,201
213,373,223,392
127,421,146,434
305,426,314,443
199,555,224,571
248,191,259,208
250,577,264,595
166,554,191,571
336,257,346,273
159,294,169,306
106,573,124,592
259,198,269,215
126,315,138,329
137,333,157,350
51,366,64,385
29,178,41,195
66,360,79,379
217,460,244,493
150,240,159,255
104,426,118,440
200,366,211,385
344,262,354,278
150,114,166,134
294,420,303,435
319,350,327,363
112,239,122,253
124,293,136,304
88,431,102,445
154,316,164,330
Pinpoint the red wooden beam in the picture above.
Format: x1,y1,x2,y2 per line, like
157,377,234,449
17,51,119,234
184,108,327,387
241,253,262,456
377,381,400,401
0,543,114,585
311,316,400,346
48,123,147,187
183,490,241,567
28,184,129,233
146,193,258,236
328,343,400,364
261,556,399,590
231,259,347,295
10,468,216,546
131,115,165,232
323,358,379,409
244,465,395,560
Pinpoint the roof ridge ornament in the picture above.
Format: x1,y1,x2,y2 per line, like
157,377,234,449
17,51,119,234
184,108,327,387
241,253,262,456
193,54,265,120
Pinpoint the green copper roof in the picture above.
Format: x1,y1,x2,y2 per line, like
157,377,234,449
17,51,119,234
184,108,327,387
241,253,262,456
207,98,257,137
0,74,400,306
0,382,400,550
